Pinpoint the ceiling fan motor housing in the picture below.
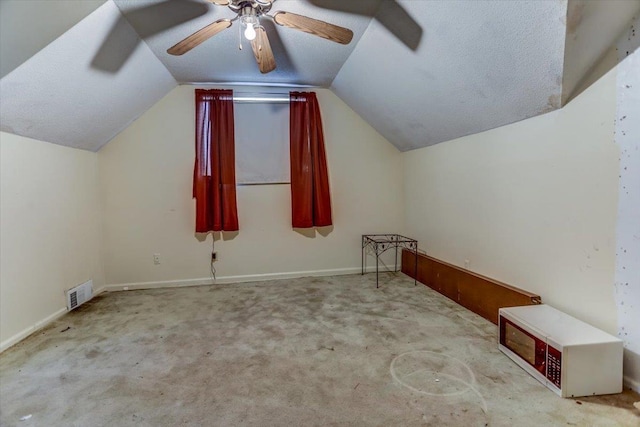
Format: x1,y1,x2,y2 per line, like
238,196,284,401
229,0,272,16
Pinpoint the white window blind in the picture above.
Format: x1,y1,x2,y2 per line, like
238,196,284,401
234,102,290,184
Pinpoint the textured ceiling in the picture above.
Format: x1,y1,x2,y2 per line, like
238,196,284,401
0,0,637,152
332,0,568,151
562,0,640,105
0,1,176,151
112,0,376,86
0,0,106,78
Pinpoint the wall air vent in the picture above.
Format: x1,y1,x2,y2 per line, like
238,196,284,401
66,280,93,311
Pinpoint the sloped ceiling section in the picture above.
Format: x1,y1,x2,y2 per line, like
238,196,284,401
0,0,106,78
1,0,638,152
562,0,640,105
0,1,176,151
332,0,568,151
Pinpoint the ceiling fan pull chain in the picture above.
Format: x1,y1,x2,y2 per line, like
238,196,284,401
238,23,243,50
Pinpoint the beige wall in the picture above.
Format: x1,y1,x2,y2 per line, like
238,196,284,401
0,132,104,348
403,58,619,334
98,87,404,287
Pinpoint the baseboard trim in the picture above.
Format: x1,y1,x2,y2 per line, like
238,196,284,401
624,375,640,393
1,286,108,354
103,265,399,292
0,307,67,353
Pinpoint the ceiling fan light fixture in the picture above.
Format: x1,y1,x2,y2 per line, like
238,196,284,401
244,22,257,40
240,6,259,41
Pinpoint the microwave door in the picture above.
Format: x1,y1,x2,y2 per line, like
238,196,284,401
499,314,548,386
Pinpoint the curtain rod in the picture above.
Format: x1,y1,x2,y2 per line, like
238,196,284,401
180,82,316,88
233,94,290,104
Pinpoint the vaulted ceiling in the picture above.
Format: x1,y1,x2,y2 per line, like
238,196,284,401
1,0,638,152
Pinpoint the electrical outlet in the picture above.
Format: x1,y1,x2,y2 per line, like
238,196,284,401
153,253,161,265
464,259,470,269
211,252,217,262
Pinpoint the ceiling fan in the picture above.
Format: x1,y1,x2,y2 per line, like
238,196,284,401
166,0,354,74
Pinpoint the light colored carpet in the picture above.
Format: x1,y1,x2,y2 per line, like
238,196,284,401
1,273,638,426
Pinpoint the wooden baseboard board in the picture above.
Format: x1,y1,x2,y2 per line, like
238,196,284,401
401,250,540,324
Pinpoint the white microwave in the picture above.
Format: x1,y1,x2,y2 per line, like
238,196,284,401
498,304,623,397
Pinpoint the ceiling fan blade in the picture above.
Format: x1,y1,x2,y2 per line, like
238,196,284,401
207,0,230,5
251,27,277,74
273,11,353,45
167,19,232,55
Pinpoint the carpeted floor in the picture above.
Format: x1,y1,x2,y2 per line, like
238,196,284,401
1,273,638,426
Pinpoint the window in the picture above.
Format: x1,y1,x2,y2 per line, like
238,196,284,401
234,102,290,184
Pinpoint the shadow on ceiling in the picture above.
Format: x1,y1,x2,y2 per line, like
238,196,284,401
92,0,421,74
261,19,296,76
91,0,209,73
308,0,423,51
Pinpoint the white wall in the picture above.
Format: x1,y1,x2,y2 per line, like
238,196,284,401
614,15,640,392
98,87,404,287
403,53,620,335
0,132,105,349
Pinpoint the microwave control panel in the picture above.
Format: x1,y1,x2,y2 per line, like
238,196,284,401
546,345,562,388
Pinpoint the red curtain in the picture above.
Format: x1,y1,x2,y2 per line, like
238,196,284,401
193,89,239,232
289,92,332,228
